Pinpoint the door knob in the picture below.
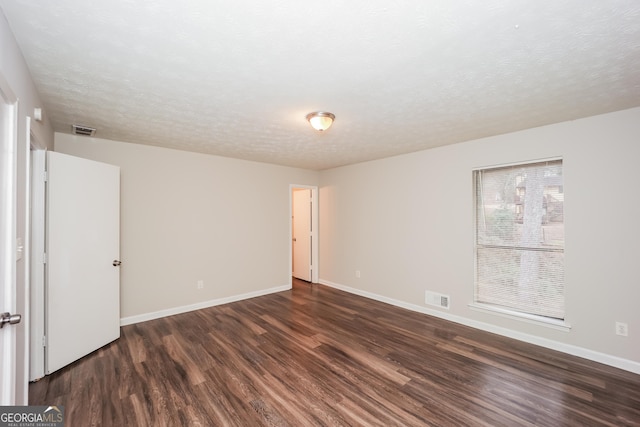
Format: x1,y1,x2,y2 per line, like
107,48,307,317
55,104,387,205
0,312,22,328
113,260,122,266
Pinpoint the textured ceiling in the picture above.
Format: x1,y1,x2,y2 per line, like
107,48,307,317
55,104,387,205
1,1,639,170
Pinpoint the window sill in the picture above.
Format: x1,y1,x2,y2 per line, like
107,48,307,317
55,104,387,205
468,302,571,332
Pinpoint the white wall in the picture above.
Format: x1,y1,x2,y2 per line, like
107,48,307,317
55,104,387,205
319,107,640,373
0,13,52,150
55,133,319,322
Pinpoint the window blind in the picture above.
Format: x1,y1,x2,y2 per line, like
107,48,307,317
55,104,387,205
475,159,564,319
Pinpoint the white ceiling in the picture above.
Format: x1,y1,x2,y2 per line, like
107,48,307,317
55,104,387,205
1,1,639,170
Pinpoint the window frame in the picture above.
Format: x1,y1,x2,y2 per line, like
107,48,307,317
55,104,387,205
470,158,570,330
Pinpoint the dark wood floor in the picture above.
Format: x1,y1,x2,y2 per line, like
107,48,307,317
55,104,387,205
30,279,640,426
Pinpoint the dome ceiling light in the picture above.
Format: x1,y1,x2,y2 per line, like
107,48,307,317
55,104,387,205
306,112,335,132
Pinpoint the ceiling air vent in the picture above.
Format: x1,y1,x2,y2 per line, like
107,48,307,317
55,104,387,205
71,124,96,136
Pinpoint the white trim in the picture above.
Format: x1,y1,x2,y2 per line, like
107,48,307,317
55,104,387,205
468,302,571,331
0,72,18,405
318,278,640,375
29,147,46,381
472,156,563,172
289,184,319,284
18,118,32,403
120,284,291,326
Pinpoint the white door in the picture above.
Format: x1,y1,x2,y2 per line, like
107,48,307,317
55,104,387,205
292,188,311,281
46,151,120,374
0,72,20,405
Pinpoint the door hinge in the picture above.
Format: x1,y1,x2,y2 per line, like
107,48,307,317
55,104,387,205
42,335,47,348
43,171,48,182
42,252,47,264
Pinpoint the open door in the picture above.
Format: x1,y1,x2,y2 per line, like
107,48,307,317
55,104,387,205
45,151,120,374
292,188,312,281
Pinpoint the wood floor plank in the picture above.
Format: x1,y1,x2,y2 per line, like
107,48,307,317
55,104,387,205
29,279,640,426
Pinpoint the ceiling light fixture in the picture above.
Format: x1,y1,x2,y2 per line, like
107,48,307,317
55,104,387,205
306,112,335,132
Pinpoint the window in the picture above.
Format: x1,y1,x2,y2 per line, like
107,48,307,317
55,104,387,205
474,159,564,320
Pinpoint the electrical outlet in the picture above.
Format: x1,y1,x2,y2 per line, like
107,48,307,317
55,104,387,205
355,270,361,279
615,322,628,337
197,280,204,290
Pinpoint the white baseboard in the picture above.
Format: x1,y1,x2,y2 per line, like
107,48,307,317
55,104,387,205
318,279,640,375
120,284,291,326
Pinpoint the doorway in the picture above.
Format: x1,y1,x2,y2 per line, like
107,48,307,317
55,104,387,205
0,72,23,405
290,185,318,284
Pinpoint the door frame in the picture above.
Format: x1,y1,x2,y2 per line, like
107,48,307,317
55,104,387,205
15,117,36,403
292,188,312,282
29,142,46,381
0,71,19,405
289,184,318,285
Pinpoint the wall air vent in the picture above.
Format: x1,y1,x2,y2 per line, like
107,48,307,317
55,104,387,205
71,124,96,136
425,290,450,310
